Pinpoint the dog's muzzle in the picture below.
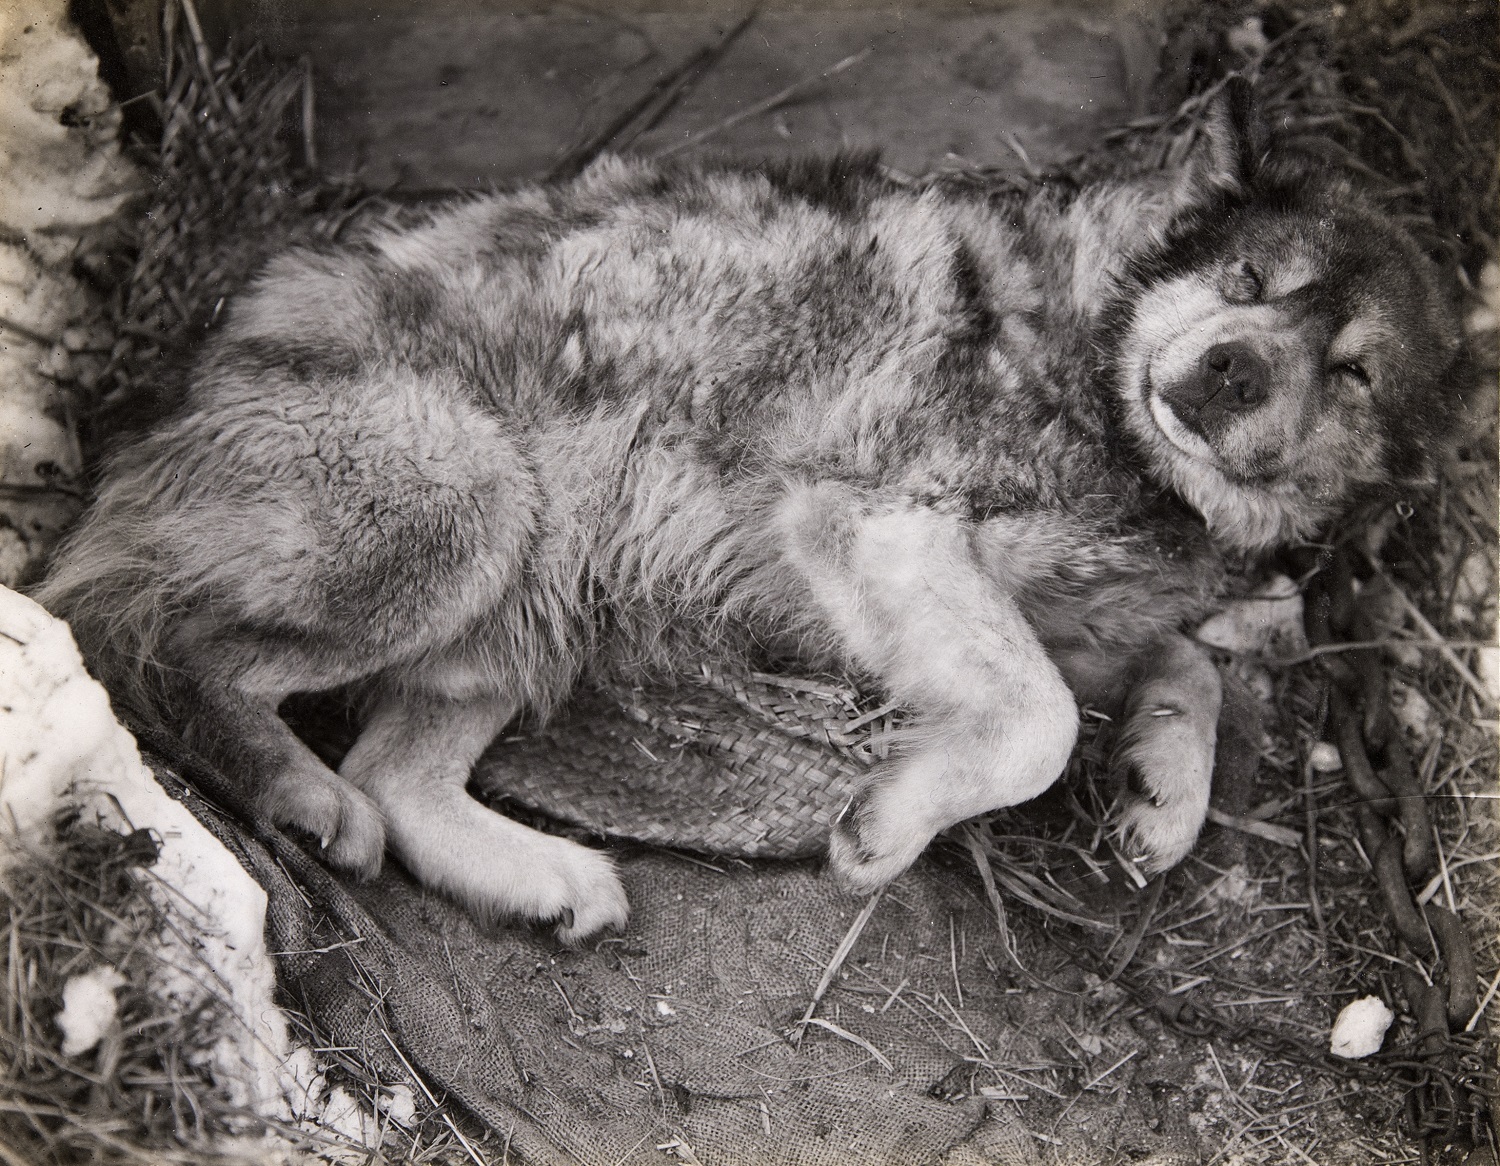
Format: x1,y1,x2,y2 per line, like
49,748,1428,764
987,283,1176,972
1158,341,1270,439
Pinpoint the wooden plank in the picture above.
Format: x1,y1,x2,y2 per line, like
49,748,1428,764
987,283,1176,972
227,1,1153,187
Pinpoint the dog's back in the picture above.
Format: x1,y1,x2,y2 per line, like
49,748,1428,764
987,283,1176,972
40,154,1146,718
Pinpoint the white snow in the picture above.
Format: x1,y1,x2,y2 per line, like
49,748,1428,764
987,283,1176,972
0,0,140,232
0,0,142,587
55,964,126,1056
377,1084,416,1127
0,585,293,1115
319,1086,381,1150
1478,646,1500,705
1330,995,1395,1059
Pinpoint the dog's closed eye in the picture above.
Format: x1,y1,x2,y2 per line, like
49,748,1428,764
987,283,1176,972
1329,359,1372,390
1223,259,1264,303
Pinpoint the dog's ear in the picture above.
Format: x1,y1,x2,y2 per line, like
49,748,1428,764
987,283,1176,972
1175,76,1263,203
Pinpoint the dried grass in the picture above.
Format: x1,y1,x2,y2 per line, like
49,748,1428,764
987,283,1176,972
0,814,503,1161
865,2,1498,1159
0,814,257,1165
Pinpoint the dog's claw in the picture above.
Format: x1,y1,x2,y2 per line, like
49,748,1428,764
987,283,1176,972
559,906,576,932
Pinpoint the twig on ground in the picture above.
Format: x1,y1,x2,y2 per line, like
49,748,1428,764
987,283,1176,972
949,913,963,1010
1181,917,1303,972
175,0,223,114
1106,877,1166,982
935,991,989,1060
640,1039,667,1117
655,48,873,158
1083,1049,1138,1091
1207,807,1303,848
1417,851,1500,905
788,888,883,1042
0,316,58,348
381,1033,485,1166
797,1019,894,1072
1256,638,1496,667
548,7,759,180
1465,966,1500,1033
1365,555,1493,705
964,824,1037,983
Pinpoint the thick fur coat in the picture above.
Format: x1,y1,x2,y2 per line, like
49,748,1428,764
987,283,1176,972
37,98,1464,940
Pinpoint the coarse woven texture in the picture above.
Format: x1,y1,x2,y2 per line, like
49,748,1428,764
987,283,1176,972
52,1,1499,1163
476,673,893,859
160,733,1201,1166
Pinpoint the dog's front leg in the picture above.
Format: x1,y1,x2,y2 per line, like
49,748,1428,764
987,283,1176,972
782,487,1079,893
1113,634,1222,873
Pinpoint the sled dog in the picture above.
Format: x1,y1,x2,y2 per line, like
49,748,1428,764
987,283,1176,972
38,93,1464,940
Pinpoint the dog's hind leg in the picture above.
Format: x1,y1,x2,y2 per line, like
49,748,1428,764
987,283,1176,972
1112,634,1221,873
781,486,1080,894
338,690,629,944
170,635,387,877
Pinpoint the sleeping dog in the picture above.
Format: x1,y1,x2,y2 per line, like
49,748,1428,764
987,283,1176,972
37,92,1463,941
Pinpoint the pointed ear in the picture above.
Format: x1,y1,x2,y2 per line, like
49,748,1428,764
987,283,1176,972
1172,76,1261,205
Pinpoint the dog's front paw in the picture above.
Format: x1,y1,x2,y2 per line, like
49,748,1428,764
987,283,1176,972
1111,716,1214,874
452,834,628,946
262,768,386,879
1109,636,1221,874
826,781,934,894
382,793,629,943
1114,786,1206,875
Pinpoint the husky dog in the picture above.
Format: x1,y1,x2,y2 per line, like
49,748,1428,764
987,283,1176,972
37,94,1463,941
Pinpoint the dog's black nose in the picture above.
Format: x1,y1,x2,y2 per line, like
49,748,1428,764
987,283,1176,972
1161,342,1270,436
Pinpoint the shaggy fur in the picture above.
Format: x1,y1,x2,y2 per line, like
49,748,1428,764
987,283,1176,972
35,97,1464,941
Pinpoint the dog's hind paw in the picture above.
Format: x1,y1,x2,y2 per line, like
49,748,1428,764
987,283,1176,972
261,768,387,879
542,844,631,946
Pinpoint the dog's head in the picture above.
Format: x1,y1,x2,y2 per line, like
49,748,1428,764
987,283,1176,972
1112,92,1466,552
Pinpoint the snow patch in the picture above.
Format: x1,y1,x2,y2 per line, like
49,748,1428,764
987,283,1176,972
56,964,126,1056
1308,742,1342,773
1330,996,1395,1059
0,585,292,1116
